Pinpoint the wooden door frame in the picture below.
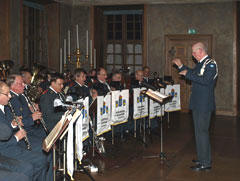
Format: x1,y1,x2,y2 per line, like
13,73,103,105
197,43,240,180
164,34,213,75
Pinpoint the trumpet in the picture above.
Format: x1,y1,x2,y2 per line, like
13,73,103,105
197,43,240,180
23,91,49,135
8,102,31,150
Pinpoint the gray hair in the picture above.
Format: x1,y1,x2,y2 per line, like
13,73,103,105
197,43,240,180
6,74,20,87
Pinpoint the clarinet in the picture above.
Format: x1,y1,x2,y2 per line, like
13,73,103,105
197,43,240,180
23,92,49,135
8,102,31,150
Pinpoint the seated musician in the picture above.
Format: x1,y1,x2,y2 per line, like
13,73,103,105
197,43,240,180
40,73,66,132
142,66,154,85
67,68,91,102
0,81,49,181
109,71,125,91
39,72,51,92
130,70,145,90
0,120,33,181
21,69,32,90
6,74,45,139
86,68,97,87
91,67,111,97
128,70,147,133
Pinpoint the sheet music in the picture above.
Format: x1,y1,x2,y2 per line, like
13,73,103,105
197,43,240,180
42,110,71,152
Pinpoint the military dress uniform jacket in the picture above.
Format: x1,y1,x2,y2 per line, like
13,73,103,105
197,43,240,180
67,81,91,101
0,108,17,149
9,92,35,128
179,56,217,112
0,121,12,141
0,119,32,181
40,89,66,131
0,106,48,181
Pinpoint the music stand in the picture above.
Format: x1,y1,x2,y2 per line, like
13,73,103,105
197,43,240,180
133,88,148,147
141,89,173,166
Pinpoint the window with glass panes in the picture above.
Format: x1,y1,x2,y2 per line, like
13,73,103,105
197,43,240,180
23,2,46,68
104,11,143,74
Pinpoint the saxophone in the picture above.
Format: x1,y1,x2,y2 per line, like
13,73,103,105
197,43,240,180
8,102,31,150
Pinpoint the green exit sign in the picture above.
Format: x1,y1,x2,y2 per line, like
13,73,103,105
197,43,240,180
188,29,196,34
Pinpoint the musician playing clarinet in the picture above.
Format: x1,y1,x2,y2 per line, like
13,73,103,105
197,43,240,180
0,81,49,181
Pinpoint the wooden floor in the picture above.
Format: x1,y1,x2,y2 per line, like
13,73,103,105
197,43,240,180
70,112,240,181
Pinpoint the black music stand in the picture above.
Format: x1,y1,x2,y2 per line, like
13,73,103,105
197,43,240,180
141,89,173,166
133,89,148,147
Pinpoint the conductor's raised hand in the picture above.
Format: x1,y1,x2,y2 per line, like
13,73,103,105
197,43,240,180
172,58,183,67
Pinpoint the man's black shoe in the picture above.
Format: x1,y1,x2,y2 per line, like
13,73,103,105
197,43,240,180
190,164,211,171
192,159,200,165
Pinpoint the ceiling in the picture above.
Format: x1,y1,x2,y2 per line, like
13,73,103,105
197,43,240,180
53,0,239,6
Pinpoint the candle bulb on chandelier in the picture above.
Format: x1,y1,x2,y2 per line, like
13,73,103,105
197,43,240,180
76,24,79,49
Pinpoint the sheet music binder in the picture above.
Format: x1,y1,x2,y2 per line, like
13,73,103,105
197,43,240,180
42,108,76,152
141,88,173,104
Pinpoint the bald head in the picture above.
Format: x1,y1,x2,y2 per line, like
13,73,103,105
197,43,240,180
192,42,208,62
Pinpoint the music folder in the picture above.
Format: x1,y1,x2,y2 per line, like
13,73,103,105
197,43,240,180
42,108,76,152
141,88,173,104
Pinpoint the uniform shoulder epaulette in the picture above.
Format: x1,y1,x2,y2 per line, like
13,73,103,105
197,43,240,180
199,58,218,79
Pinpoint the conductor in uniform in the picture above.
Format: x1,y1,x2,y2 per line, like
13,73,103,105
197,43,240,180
172,42,218,171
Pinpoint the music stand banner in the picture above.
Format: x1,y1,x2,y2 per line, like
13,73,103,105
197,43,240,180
111,89,129,126
164,84,181,112
81,97,89,141
96,95,112,135
149,88,165,118
75,113,83,164
133,88,148,120
67,109,81,180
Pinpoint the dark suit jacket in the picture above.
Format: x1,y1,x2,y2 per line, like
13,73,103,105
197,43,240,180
109,81,124,91
91,80,111,96
67,81,91,101
40,88,65,131
179,56,217,112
